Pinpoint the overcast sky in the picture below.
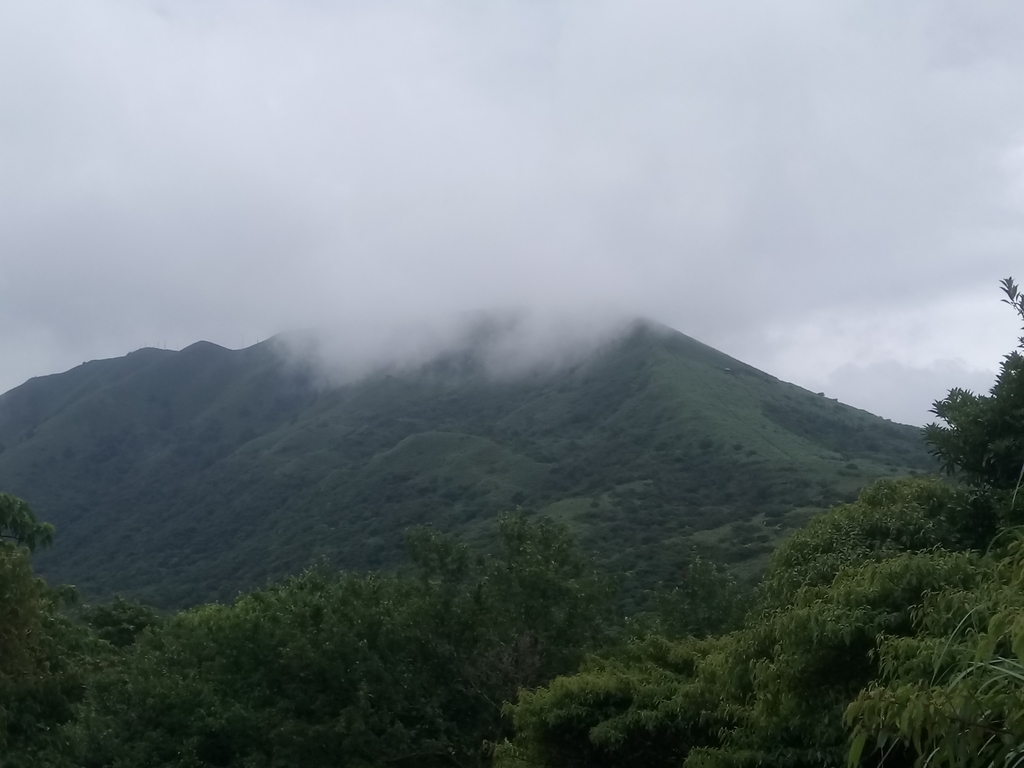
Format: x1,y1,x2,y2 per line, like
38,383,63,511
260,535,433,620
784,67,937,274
3,0,1024,425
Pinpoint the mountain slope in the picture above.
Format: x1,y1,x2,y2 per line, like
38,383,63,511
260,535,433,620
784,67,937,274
0,322,932,606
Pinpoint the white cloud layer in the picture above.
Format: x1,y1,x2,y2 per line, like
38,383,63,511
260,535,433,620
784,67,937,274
2,0,1024,424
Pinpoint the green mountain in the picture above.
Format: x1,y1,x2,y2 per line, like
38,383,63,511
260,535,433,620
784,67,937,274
0,321,931,607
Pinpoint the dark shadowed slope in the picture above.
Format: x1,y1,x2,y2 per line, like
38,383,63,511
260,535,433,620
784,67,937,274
0,322,931,606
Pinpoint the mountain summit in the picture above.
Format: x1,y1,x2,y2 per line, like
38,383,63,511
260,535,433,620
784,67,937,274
0,322,930,606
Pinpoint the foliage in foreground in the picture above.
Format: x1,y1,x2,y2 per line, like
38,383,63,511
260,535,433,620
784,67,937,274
3,501,745,768
68,514,612,768
496,478,988,768
0,493,89,768
847,534,1024,768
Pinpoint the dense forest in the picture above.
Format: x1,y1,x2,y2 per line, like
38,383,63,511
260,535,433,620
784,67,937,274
4,281,1024,767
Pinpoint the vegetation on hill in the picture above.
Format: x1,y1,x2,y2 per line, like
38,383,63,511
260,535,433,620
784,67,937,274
3,280,1024,767
0,320,929,607
496,279,1024,768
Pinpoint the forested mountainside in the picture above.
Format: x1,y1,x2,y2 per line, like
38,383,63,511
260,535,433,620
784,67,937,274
15,280,1024,768
0,321,930,606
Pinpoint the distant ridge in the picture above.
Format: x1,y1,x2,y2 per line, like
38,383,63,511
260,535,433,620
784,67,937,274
0,321,931,607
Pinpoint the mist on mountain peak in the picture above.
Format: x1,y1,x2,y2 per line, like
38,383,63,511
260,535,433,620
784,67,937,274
271,306,645,387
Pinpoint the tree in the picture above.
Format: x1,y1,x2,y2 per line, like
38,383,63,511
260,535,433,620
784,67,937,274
73,513,612,768
926,277,1024,503
497,477,980,768
844,278,1024,767
80,596,163,648
0,492,55,552
0,493,83,767
639,557,748,641
846,538,1024,768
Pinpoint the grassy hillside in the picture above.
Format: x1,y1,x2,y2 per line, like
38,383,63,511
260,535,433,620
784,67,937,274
0,322,932,606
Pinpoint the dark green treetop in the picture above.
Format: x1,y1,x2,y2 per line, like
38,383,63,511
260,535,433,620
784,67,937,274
926,277,1024,498
0,492,54,552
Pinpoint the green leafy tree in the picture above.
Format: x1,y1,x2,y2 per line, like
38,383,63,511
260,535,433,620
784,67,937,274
0,494,85,768
926,277,1024,501
0,492,55,552
633,557,749,641
73,513,611,768
498,477,979,768
497,635,727,768
80,596,163,648
846,537,1024,768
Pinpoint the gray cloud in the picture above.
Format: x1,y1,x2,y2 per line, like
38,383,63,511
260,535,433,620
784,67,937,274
3,0,1024,424
822,360,997,428
276,307,639,387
